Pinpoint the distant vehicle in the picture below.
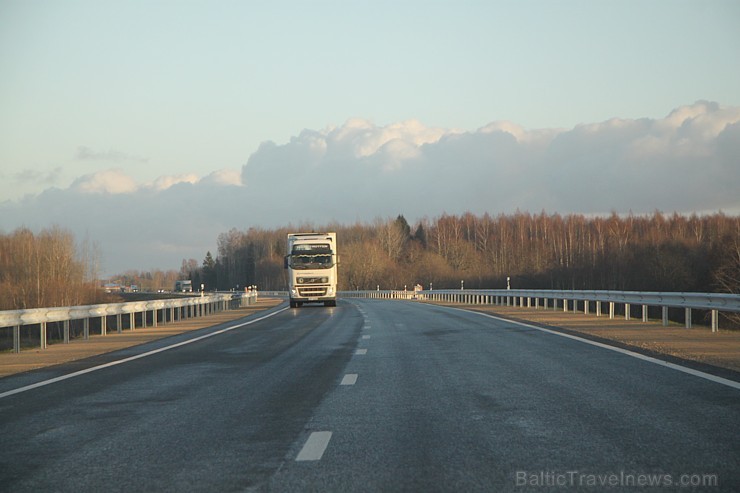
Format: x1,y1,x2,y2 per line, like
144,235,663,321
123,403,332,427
284,232,339,308
174,280,193,292
130,285,139,292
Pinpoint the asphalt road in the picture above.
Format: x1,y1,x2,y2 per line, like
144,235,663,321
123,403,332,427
0,299,737,492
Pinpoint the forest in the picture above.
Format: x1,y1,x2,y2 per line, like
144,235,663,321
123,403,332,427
181,211,739,297
1,211,737,312
0,226,107,310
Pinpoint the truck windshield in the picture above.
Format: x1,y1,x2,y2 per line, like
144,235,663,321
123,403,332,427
289,254,334,270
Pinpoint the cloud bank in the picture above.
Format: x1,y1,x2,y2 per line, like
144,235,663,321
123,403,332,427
1,101,738,275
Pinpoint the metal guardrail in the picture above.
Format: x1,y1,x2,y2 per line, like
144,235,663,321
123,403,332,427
341,289,740,332
0,292,258,353
260,291,288,297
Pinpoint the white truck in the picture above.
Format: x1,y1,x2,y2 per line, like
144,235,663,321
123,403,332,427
284,232,339,308
174,280,193,292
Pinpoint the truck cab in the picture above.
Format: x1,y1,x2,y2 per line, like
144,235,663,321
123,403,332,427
285,232,339,308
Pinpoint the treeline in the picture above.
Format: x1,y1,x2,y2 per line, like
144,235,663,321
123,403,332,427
181,211,739,296
0,226,107,310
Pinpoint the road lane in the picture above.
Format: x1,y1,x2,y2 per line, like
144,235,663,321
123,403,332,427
0,302,363,492
1,298,738,492
270,299,739,491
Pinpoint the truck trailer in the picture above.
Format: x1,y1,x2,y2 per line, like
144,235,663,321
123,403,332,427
284,232,339,308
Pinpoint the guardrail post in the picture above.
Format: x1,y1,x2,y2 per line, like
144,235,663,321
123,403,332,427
685,308,692,329
625,304,631,321
130,312,136,330
642,305,648,323
596,301,602,317
13,325,20,353
64,320,70,343
609,302,615,319
543,298,549,310
711,310,718,332
40,322,47,349
101,315,107,336
584,300,589,315
117,314,123,333
662,306,669,327
563,299,568,312
84,318,90,339
153,309,158,328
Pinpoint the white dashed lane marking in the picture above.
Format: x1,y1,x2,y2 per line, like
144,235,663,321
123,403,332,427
296,431,333,461
355,349,367,355
362,335,371,339
340,374,358,385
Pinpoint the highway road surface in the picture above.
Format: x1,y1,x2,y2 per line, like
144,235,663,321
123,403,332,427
0,299,738,492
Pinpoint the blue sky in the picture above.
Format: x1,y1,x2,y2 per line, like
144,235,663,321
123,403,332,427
1,1,739,274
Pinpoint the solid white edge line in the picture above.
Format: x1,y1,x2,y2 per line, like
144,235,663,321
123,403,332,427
441,305,740,391
296,431,333,461
0,306,290,400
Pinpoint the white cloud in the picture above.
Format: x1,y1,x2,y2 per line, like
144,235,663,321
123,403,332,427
67,168,242,196
326,118,449,159
147,173,200,191
2,102,738,274
70,169,139,194
201,168,243,186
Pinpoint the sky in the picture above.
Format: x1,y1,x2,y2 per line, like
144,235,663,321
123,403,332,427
1,0,739,276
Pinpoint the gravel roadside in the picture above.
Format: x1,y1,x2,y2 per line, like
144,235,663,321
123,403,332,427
0,298,284,378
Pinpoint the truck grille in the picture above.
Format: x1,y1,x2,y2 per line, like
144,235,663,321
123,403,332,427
298,286,328,297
